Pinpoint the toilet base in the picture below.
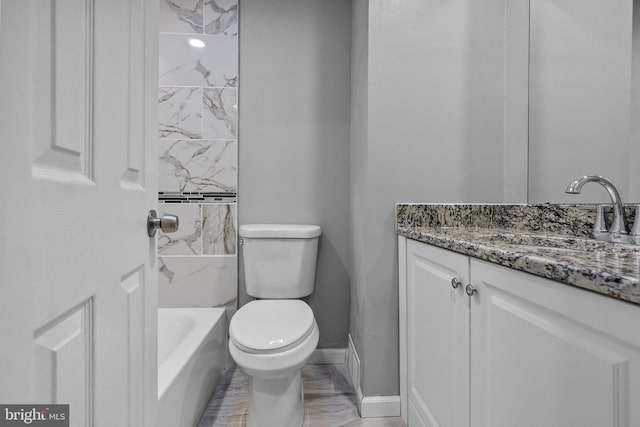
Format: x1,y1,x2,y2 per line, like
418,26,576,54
246,370,304,427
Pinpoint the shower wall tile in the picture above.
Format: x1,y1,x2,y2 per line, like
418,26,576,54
157,0,238,310
204,0,238,35
203,204,237,255
158,203,202,255
203,87,237,139
159,86,203,139
159,0,204,34
159,34,238,87
159,256,237,308
159,140,237,193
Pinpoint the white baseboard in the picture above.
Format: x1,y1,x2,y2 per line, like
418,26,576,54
309,348,347,364
360,395,401,418
346,334,401,418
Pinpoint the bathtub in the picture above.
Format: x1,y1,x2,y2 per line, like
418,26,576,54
158,308,227,427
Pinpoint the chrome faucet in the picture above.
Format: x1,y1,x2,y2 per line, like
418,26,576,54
565,175,630,243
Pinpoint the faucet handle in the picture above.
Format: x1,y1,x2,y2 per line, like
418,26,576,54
592,205,608,241
630,205,640,244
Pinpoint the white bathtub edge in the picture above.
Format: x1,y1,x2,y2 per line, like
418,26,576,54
157,308,226,400
157,308,227,427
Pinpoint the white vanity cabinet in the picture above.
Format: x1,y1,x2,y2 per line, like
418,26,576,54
402,237,470,427
399,236,640,427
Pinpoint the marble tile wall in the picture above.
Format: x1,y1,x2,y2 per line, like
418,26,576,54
158,256,237,308
158,0,238,309
158,204,236,256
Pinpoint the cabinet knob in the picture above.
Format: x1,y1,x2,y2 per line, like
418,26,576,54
465,284,478,296
451,278,461,289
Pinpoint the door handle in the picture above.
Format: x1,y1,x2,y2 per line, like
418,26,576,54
147,210,179,237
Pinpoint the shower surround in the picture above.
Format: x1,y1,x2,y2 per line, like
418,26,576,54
157,0,238,311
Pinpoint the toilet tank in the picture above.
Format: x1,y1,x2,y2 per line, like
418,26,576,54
240,224,321,299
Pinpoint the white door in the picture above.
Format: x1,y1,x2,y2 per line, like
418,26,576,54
406,240,470,427
0,1,159,427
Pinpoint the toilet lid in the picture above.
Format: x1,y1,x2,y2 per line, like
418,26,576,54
230,300,315,354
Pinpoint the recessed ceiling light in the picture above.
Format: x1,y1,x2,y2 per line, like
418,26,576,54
189,38,206,48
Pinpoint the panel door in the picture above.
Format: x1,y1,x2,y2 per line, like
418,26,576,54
470,259,640,427
406,240,470,427
0,1,159,426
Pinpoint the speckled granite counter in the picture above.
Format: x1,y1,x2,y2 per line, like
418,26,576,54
396,204,640,306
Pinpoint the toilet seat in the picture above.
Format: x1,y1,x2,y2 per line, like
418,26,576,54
230,300,315,354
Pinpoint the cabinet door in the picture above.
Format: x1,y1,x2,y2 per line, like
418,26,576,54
406,240,470,427
470,259,640,427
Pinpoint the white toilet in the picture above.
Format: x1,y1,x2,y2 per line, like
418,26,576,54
229,224,321,427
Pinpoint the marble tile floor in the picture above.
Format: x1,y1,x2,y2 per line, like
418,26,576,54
197,364,406,427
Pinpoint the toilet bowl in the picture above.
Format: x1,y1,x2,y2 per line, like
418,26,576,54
229,300,319,427
229,224,321,427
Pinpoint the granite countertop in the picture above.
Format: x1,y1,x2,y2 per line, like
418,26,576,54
396,204,640,306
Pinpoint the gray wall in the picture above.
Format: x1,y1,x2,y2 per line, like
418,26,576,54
351,0,508,396
238,0,352,348
349,0,368,383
